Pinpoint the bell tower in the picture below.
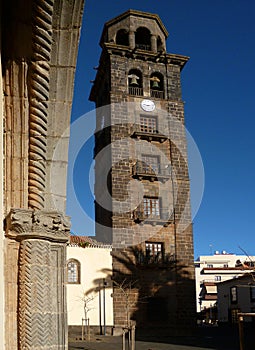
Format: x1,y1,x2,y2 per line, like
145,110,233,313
90,10,195,333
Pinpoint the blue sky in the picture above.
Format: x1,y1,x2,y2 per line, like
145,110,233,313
67,0,255,258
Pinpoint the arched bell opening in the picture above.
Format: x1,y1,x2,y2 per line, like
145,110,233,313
150,72,164,99
116,28,129,46
135,27,151,51
128,69,143,96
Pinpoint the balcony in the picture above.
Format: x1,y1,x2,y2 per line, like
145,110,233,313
132,161,171,182
150,89,164,99
128,86,143,96
130,124,168,143
133,206,172,226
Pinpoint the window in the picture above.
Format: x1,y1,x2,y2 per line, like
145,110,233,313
230,286,237,304
143,197,160,218
207,264,213,268
250,286,255,301
140,115,157,134
145,242,163,257
223,264,228,268
215,276,221,282
141,154,159,173
67,259,80,284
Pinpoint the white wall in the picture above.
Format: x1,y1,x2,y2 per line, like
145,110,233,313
0,53,5,349
66,246,113,326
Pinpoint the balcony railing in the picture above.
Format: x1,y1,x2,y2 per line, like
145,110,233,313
150,89,165,99
132,162,171,182
128,86,143,96
130,124,168,143
133,206,172,225
135,44,151,51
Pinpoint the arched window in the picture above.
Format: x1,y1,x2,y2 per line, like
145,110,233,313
128,69,143,96
150,72,164,99
157,36,164,53
116,29,129,46
67,259,81,284
135,27,151,51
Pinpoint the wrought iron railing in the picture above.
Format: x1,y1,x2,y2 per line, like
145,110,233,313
133,206,172,223
150,89,165,99
135,44,151,51
132,162,171,178
128,86,143,96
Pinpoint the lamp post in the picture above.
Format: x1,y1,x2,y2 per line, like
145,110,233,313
103,278,107,335
99,281,102,335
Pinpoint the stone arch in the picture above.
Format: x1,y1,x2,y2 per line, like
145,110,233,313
116,28,129,46
135,27,151,51
150,72,165,99
128,68,143,96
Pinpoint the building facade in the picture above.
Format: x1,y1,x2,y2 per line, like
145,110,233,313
195,252,255,315
217,273,255,325
90,10,195,333
66,237,113,338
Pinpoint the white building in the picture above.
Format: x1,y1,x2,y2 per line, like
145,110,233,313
195,252,255,314
66,236,113,337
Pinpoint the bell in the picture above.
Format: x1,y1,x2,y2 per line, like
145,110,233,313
128,74,139,86
150,76,160,89
152,80,160,88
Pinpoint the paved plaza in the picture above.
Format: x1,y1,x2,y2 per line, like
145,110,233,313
68,326,255,350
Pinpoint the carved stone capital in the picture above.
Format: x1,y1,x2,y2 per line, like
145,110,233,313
5,208,70,243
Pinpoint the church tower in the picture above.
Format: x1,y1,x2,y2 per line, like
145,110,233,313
90,10,195,333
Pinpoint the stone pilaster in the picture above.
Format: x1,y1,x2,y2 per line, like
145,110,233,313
5,209,70,350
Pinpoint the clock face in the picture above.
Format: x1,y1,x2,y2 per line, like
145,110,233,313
141,99,155,112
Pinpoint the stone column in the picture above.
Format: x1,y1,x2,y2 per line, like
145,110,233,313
151,34,157,53
129,31,135,49
5,209,70,350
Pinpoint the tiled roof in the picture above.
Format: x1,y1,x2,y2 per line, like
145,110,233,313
69,235,112,249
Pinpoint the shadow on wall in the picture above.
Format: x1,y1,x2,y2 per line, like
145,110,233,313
86,246,195,337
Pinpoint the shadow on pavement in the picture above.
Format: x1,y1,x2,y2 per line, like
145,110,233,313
69,325,255,350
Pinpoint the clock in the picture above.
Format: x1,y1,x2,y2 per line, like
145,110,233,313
140,99,155,112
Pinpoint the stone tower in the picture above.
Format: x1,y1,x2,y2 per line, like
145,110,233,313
90,10,195,334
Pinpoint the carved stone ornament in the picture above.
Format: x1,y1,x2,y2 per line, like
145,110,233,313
5,208,70,242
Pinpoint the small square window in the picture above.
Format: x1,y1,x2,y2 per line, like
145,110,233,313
140,115,157,134
207,264,213,268
215,276,221,282
145,242,163,257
